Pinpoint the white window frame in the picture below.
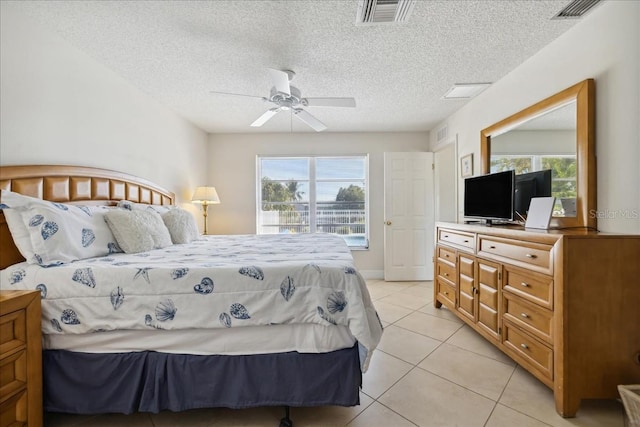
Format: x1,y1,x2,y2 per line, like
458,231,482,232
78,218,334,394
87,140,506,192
256,155,369,249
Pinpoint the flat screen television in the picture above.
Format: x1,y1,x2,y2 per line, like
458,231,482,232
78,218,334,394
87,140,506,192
464,170,515,224
514,169,552,219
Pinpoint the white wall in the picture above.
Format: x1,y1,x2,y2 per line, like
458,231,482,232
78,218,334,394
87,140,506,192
0,5,209,215
431,0,640,234
208,132,429,276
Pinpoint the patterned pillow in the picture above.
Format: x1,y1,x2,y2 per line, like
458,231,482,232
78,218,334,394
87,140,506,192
19,203,122,266
161,208,200,244
1,190,122,266
1,190,42,263
116,200,172,214
105,209,173,253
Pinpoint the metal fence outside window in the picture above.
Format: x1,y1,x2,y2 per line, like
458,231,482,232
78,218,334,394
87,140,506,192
259,209,366,235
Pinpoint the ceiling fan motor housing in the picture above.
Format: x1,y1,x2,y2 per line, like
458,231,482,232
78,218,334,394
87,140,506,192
268,86,303,110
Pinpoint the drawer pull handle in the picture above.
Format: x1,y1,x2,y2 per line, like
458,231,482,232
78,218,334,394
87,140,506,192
520,343,529,350
525,253,537,259
444,292,449,296
489,245,496,249
521,313,529,319
521,282,530,287
444,235,449,238
444,273,449,277
464,240,469,243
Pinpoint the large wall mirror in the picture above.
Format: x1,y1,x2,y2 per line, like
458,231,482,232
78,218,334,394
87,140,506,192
480,79,596,229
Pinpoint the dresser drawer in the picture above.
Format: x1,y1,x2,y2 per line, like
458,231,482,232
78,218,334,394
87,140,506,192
436,279,456,309
0,349,27,400
503,321,553,380
0,291,42,427
438,228,475,251
437,246,456,264
478,235,553,274
503,265,553,309
503,292,553,344
0,388,28,426
436,261,456,284
0,310,27,357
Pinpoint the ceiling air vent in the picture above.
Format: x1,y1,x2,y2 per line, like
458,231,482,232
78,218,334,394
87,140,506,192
356,0,416,25
553,0,602,19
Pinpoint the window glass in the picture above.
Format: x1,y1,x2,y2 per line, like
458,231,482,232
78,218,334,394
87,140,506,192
316,157,366,179
257,156,368,248
260,158,309,180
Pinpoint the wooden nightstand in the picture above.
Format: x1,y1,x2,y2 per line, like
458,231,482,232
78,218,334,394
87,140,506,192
0,291,42,427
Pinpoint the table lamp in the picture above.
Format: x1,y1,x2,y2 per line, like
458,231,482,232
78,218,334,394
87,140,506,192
191,186,220,235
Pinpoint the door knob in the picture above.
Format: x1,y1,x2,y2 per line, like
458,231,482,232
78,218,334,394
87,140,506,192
385,221,392,225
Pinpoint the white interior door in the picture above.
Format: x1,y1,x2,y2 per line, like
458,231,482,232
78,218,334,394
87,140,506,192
384,152,434,281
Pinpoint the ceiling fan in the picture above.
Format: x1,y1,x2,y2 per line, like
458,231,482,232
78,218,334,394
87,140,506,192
210,69,356,132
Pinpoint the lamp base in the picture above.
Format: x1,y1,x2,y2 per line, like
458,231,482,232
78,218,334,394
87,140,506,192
202,204,209,235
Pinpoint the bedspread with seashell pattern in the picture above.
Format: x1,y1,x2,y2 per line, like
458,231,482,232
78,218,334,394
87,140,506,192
0,233,383,371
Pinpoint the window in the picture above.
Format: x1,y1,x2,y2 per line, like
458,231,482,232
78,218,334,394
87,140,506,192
257,156,368,248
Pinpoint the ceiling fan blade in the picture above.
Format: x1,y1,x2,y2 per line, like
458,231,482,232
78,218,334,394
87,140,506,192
267,68,291,96
250,108,280,127
210,90,263,99
294,109,327,132
304,97,356,108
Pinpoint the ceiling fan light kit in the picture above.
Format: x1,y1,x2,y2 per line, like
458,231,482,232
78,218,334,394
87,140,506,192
212,68,356,132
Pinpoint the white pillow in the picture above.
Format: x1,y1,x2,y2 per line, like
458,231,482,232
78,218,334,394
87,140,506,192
1,190,42,263
19,202,122,266
1,190,121,265
105,209,173,253
117,200,172,214
162,208,200,244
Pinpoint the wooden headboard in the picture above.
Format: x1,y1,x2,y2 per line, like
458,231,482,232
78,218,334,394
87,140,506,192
0,165,175,269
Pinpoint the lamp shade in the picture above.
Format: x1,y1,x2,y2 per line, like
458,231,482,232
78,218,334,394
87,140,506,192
191,186,220,204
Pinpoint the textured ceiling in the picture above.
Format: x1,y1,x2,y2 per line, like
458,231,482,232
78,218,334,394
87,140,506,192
5,1,584,134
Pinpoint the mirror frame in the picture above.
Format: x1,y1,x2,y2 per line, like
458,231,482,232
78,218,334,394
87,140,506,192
480,78,596,229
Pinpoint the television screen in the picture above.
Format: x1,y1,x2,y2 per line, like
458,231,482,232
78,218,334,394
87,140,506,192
514,169,552,218
464,170,515,222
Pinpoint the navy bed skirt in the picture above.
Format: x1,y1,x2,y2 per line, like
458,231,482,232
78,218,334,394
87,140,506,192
43,345,362,414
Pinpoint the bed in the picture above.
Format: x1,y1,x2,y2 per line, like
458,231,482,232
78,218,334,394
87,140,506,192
0,165,383,424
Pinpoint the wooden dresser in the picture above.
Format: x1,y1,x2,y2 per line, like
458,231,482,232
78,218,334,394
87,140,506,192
434,222,640,418
0,291,42,427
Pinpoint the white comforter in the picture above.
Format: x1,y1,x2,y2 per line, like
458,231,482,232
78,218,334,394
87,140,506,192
1,233,383,370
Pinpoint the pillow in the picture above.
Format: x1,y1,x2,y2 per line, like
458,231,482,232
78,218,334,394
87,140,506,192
1,190,43,263
161,208,200,244
19,202,122,266
117,200,172,214
105,209,173,253
1,190,122,266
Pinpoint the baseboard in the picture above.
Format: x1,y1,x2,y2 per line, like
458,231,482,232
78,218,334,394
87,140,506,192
358,270,384,280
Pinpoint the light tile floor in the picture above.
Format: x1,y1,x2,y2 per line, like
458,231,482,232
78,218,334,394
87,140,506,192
44,280,626,427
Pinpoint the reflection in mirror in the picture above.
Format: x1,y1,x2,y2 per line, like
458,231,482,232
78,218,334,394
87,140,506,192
489,101,577,217
480,79,595,230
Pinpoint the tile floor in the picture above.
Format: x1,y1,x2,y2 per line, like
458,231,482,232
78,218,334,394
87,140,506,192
44,280,626,427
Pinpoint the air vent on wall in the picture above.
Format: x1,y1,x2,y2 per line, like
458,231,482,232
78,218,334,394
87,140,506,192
436,125,448,144
553,0,602,19
356,0,416,25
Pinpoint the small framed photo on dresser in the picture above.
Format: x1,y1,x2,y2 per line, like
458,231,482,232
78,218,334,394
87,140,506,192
461,153,473,178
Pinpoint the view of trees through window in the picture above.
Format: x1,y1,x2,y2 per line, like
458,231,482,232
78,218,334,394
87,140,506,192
258,156,368,247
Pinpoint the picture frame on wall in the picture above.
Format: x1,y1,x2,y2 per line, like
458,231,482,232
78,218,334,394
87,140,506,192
461,153,473,178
